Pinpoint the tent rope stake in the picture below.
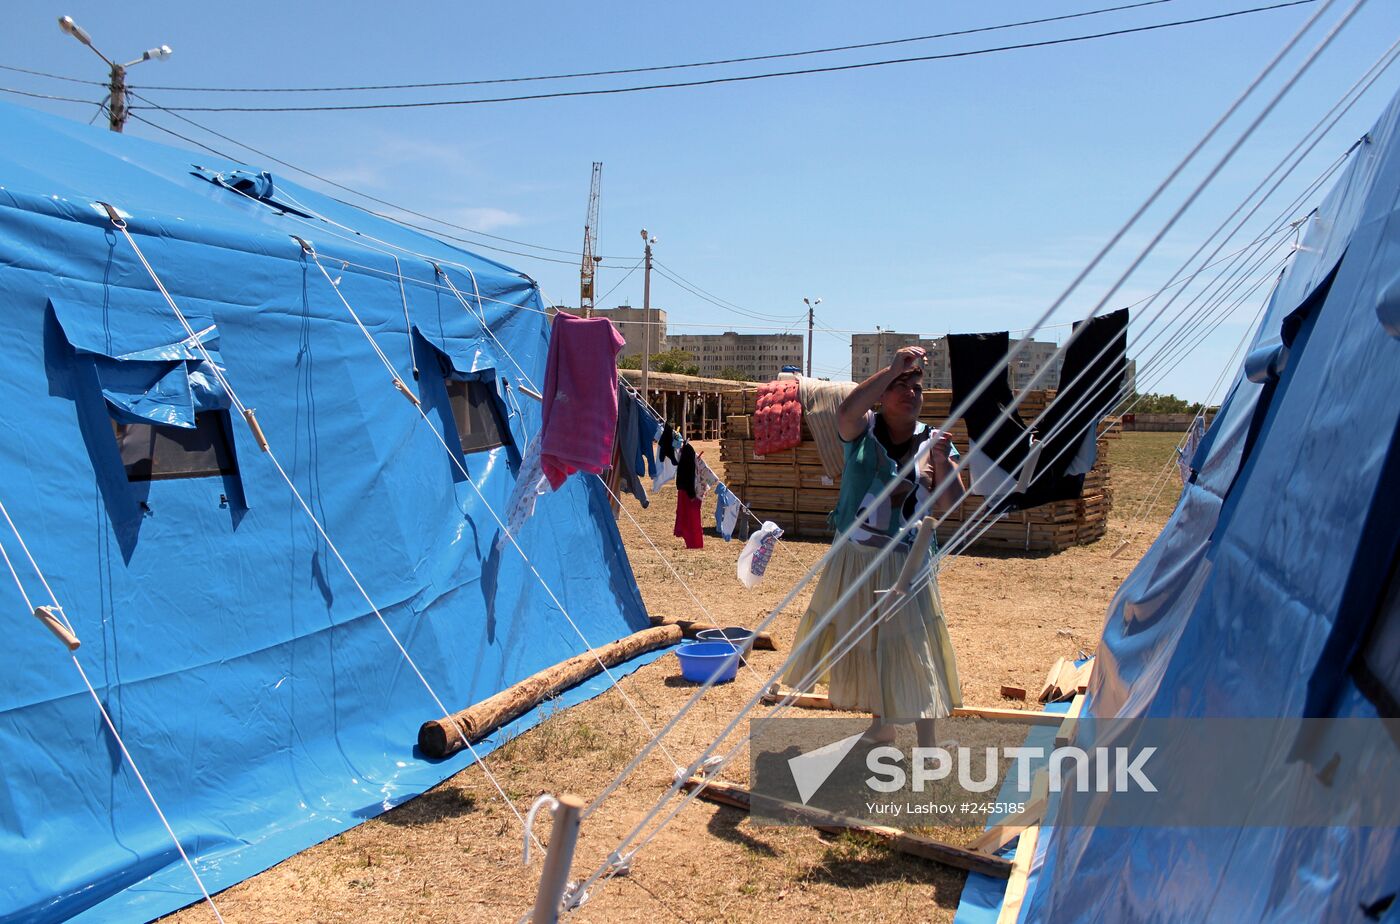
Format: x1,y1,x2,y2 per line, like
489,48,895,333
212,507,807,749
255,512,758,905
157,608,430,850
0,497,226,923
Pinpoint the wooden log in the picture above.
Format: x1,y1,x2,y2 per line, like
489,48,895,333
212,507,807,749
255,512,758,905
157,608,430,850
649,616,777,651
1000,685,1028,701
418,624,683,758
679,777,1012,879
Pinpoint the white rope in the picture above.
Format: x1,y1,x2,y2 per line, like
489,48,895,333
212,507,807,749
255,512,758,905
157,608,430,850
940,238,1300,564
101,211,544,855
553,5,1366,908
230,178,780,701
941,65,1393,564
575,248,1296,914
0,498,225,922
267,178,804,642
298,246,685,772
943,253,1291,564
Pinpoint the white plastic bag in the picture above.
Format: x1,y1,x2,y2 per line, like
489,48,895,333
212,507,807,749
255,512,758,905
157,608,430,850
737,521,784,588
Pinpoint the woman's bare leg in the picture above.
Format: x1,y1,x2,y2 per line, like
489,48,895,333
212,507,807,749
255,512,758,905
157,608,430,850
863,714,897,744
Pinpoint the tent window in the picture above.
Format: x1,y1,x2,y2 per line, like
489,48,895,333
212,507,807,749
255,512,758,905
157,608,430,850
445,379,507,454
112,412,238,482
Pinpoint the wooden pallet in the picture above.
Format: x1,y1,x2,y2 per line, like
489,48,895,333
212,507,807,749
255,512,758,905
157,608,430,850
721,387,1113,552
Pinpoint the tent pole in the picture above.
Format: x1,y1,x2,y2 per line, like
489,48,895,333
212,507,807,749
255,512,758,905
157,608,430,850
531,794,585,924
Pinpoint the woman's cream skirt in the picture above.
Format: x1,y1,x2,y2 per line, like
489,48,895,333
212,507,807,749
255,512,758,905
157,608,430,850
784,541,961,720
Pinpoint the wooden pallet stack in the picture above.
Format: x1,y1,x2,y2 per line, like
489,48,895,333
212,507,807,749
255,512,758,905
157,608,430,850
720,387,1116,553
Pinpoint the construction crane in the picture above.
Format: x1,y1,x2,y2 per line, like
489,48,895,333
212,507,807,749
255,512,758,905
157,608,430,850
580,162,602,318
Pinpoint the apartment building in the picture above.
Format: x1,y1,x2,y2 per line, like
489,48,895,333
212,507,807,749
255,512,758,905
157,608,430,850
850,331,1064,390
590,304,667,360
669,331,804,381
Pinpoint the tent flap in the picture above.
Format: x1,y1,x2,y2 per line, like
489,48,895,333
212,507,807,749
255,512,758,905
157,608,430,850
50,296,227,428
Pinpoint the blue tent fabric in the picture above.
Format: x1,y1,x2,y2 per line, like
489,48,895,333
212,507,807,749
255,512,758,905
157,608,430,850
1018,94,1400,922
0,101,655,922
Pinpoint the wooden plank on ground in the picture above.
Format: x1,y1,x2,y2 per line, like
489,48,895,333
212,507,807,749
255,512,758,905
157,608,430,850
995,821,1041,924
1038,657,1066,703
1055,693,1086,748
762,684,837,710
952,706,1065,726
969,770,1048,856
762,687,1063,725
678,777,1013,879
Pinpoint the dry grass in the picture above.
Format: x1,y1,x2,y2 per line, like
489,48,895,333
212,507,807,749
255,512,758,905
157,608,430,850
163,432,1184,924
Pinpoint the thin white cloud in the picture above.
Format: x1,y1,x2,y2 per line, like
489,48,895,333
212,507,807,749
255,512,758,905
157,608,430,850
438,206,524,232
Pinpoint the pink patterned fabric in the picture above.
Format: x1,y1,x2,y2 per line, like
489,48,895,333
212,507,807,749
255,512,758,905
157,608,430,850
753,378,802,456
540,312,626,489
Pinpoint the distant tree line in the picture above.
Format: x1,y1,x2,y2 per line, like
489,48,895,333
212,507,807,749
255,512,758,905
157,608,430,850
1116,392,1215,415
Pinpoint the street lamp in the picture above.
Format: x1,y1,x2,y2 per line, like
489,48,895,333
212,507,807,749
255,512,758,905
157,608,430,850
58,15,173,133
803,296,822,378
640,229,657,399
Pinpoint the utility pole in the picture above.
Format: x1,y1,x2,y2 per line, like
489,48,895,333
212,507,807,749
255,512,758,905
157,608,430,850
803,296,822,378
58,16,173,133
640,229,656,400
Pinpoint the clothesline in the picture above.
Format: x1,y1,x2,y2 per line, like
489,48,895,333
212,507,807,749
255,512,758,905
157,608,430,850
553,7,1360,906
617,375,794,540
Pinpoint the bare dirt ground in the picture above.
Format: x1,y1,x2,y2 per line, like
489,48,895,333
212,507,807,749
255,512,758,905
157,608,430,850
165,432,1184,924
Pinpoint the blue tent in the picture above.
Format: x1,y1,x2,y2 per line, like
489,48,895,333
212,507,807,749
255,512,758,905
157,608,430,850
1019,91,1400,920
0,101,658,922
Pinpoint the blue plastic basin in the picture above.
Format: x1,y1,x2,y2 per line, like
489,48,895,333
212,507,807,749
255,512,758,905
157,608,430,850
675,641,743,684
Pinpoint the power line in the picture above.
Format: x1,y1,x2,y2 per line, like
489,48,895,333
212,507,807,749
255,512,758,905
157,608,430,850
650,262,808,323
0,63,105,86
593,259,644,307
126,92,635,266
654,259,808,321
126,0,1187,94
129,2,1317,113
0,85,103,106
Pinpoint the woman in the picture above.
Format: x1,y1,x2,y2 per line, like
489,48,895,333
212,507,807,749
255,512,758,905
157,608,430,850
785,346,965,748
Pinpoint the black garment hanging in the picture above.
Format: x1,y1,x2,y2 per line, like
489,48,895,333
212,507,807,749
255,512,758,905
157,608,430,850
658,421,680,466
677,441,698,499
948,330,1033,499
611,383,649,508
1015,307,1129,509
948,308,1129,511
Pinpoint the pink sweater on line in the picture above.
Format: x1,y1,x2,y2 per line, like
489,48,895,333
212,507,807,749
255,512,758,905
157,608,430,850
540,312,626,489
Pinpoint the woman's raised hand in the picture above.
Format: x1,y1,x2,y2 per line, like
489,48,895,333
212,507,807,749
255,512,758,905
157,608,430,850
891,345,926,374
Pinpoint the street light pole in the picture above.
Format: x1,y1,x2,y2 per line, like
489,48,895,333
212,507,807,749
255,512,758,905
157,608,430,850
640,229,656,401
803,296,822,378
58,15,172,133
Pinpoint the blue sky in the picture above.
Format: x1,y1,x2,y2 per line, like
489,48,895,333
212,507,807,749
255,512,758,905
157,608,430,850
5,0,1399,400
